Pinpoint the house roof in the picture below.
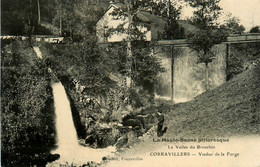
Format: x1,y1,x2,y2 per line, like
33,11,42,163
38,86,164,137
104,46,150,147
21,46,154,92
108,2,164,24
104,2,197,39
137,11,167,39
108,2,126,11
138,11,166,25
178,20,198,34
137,11,197,35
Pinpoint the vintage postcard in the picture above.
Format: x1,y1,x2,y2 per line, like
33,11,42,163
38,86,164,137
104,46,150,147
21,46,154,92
1,0,260,167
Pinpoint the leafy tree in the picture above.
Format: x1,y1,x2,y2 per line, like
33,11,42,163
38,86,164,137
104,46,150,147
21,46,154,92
250,26,260,33
187,0,222,29
109,0,153,88
163,16,185,39
221,13,245,34
42,37,115,98
40,0,57,23
52,0,107,41
227,42,260,80
186,0,227,90
100,41,164,109
53,0,76,37
107,0,166,103
150,0,185,39
1,0,38,36
1,0,54,36
72,0,106,41
131,41,165,94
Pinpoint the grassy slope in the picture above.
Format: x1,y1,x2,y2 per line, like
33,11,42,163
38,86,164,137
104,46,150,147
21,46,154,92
162,64,260,138
103,64,260,167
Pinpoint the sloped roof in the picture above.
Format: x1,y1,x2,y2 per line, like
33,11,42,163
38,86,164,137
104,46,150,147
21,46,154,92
137,11,166,25
104,2,197,38
178,20,198,34
137,11,166,39
108,2,126,11
137,11,197,35
111,2,125,8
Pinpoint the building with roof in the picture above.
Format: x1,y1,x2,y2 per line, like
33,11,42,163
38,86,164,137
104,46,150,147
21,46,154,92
96,2,196,43
95,1,227,102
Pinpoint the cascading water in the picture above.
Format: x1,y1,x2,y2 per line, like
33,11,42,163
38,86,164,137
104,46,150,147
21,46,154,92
33,46,43,59
50,78,115,166
50,82,115,165
52,82,80,161
33,46,115,166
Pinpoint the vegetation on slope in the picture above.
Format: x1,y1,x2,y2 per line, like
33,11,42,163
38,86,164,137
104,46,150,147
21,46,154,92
1,40,58,166
227,42,260,80
162,63,260,138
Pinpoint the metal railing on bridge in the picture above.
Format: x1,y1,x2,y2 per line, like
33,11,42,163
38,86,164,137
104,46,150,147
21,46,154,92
0,35,64,44
158,33,260,47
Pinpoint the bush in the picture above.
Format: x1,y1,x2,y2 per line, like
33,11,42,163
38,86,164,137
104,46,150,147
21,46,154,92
249,26,260,33
227,42,260,80
1,40,57,166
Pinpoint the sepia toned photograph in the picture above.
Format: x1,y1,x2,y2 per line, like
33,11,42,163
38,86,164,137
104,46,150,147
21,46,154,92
1,0,260,166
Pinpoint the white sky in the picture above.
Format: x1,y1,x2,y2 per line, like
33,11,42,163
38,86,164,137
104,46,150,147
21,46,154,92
181,0,260,31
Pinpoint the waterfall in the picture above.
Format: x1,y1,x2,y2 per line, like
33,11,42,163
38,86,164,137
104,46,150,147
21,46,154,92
32,46,115,165
52,82,80,158
51,82,115,165
33,46,43,59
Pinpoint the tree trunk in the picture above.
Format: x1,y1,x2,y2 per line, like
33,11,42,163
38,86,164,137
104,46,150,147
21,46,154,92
205,62,209,91
170,45,174,101
70,25,73,39
59,1,62,35
126,40,133,88
37,0,41,24
125,0,133,88
28,0,34,43
226,43,230,81
167,0,171,18
59,16,62,35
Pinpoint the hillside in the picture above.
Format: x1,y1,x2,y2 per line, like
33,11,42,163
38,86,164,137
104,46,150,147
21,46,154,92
103,63,260,167
163,63,260,138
